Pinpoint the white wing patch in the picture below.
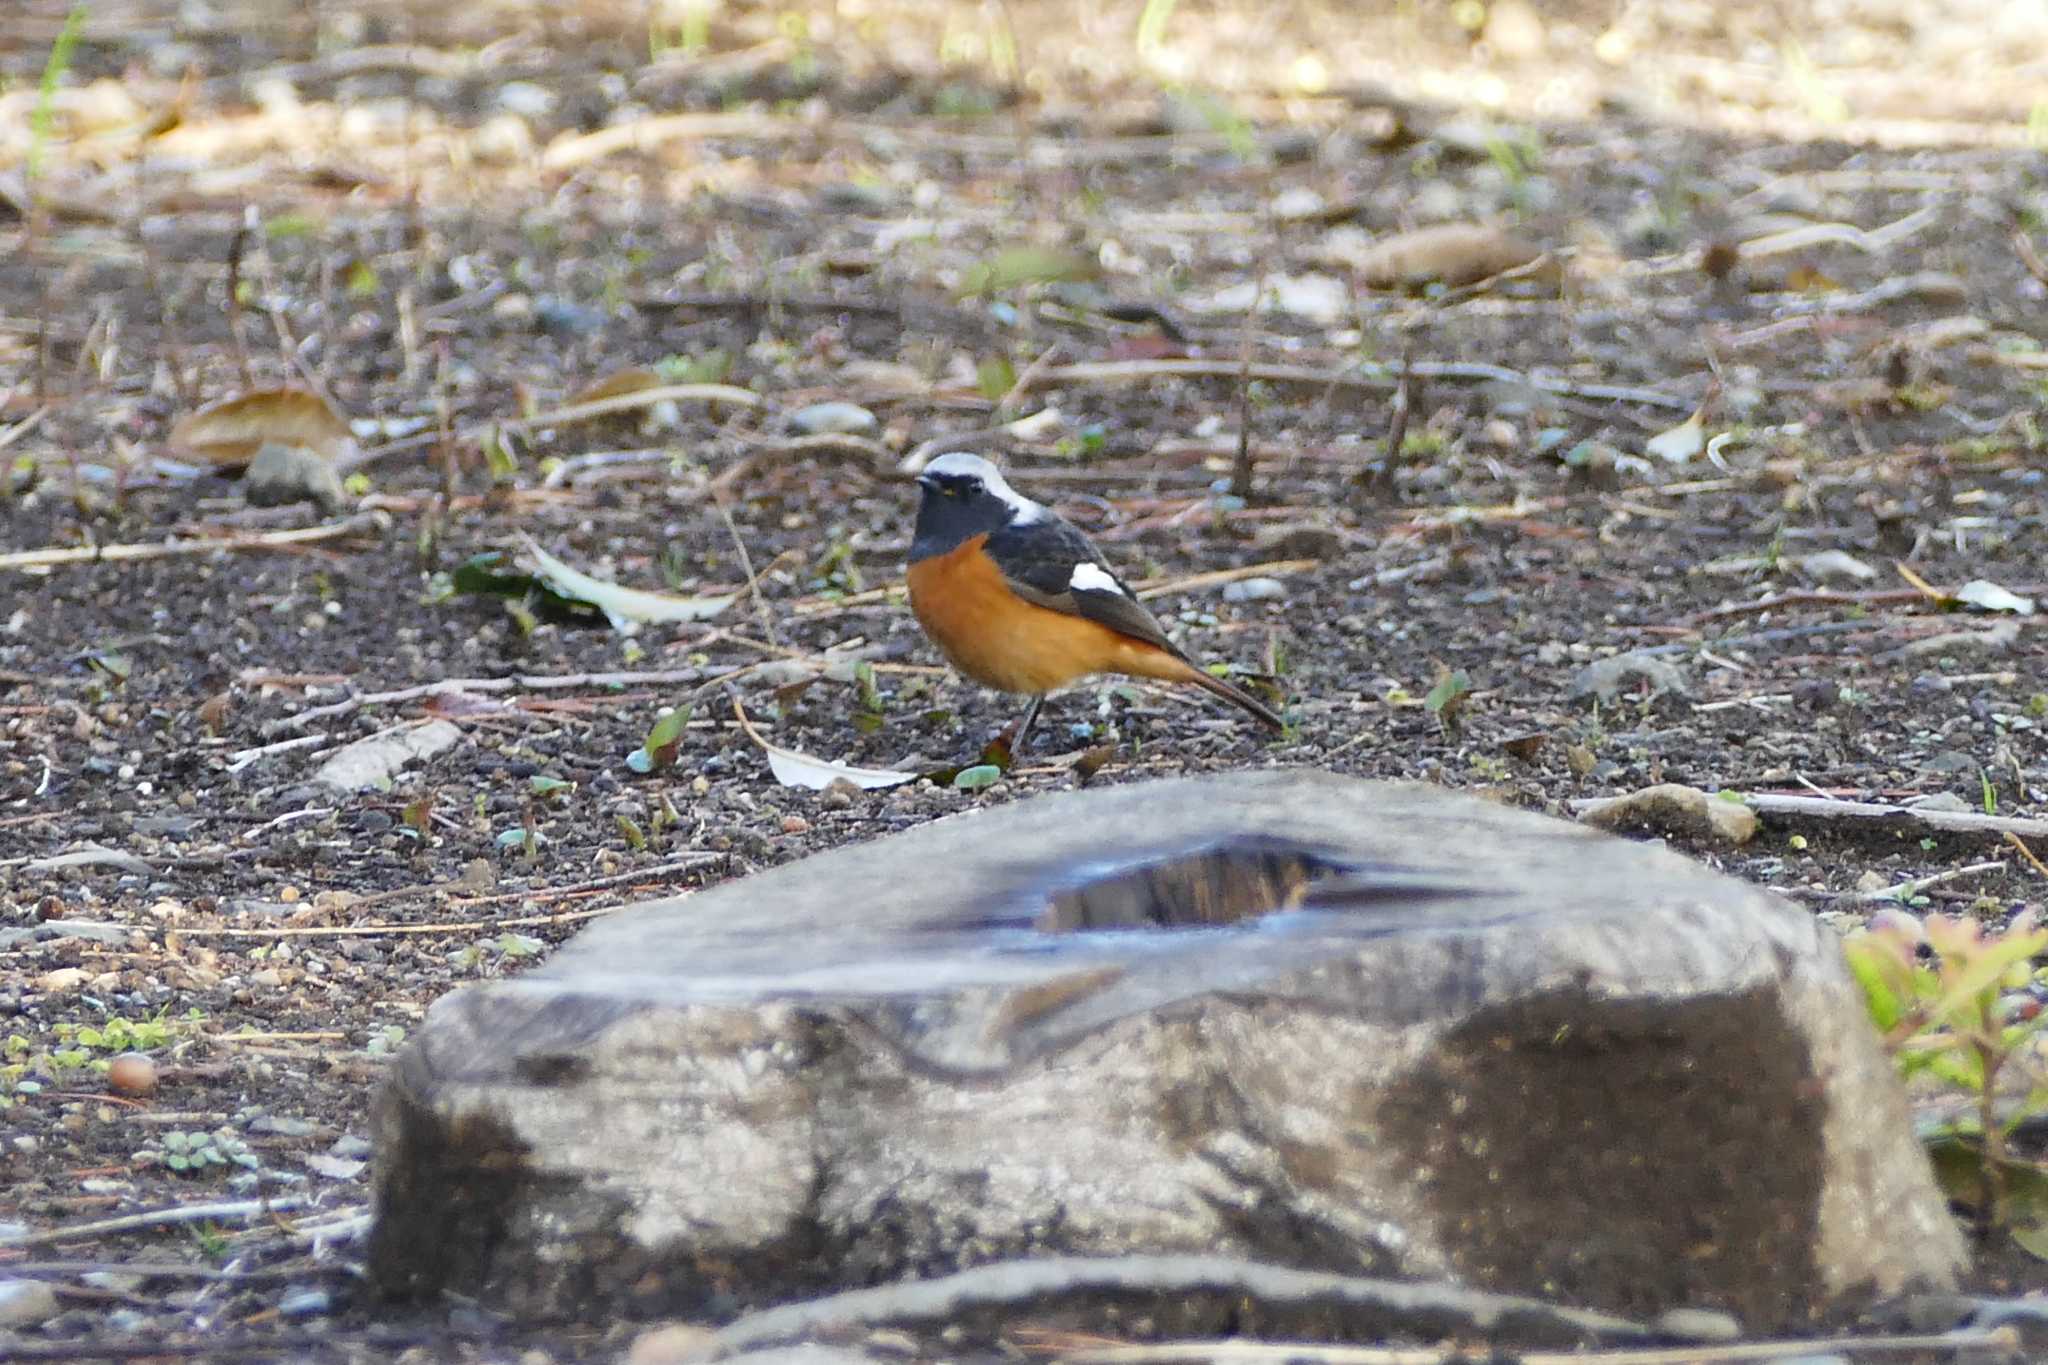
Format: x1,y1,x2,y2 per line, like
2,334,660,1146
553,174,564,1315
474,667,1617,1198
1068,561,1125,597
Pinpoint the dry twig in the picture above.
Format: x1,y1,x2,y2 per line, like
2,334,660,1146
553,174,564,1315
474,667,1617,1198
1054,1327,2019,1365
1573,792,2048,840
0,514,382,573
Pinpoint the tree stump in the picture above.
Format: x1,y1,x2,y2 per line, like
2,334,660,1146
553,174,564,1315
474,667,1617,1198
370,770,1963,1331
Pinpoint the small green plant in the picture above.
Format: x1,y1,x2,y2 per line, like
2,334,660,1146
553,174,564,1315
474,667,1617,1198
364,1025,407,1057
188,1222,230,1261
654,348,730,386
650,0,717,58
1134,0,1178,66
1484,130,1546,215
1845,911,2048,1235
627,706,692,774
60,1014,170,1054
1423,666,1473,733
851,663,884,736
158,1129,260,1176
27,4,87,185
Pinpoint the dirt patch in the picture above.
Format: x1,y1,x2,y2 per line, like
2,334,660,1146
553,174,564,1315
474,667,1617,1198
2,0,2045,1358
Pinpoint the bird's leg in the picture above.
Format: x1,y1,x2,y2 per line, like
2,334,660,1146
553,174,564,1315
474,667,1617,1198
994,694,1044,762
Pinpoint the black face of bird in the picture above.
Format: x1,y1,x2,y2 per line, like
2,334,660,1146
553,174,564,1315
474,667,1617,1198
909,453,1039,561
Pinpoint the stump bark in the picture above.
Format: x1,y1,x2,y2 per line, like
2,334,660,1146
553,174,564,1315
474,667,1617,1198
370,770,1963,1331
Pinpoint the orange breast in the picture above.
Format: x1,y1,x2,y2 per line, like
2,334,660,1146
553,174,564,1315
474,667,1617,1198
907,535,1198,696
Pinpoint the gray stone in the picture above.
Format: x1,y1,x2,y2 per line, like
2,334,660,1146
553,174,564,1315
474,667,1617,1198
277,1286,332,1318
1578,783,1760,848
0,919,133,950
244,441,346,515
248,1114,318,1137
310,719,463,794
1567,651,1690,704
787,401,879,437
0,1278,58,1328
371,772,1963,1331
1221,576,1289,603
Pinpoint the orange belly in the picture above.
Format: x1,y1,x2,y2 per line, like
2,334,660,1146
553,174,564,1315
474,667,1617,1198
907,535,1197,695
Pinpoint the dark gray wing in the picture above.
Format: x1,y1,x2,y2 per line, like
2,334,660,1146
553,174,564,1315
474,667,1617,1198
984,516,1183,658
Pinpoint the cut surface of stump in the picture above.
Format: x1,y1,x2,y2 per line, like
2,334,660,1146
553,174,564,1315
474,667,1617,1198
370,770,1962,1332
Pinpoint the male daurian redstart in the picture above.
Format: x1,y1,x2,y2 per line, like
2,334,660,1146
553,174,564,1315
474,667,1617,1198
906,452,1285,746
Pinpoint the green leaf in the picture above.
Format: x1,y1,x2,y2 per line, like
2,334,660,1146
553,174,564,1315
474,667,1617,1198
496,932,545,958
654,349,731,385
1423,668,1472,719
952,764,1003,791
1842,935,1912,1033
449,552,595,625
637,706,692,771
976,355,1017,401
854,661,884,715
955,245,1100,299
264,212,317,240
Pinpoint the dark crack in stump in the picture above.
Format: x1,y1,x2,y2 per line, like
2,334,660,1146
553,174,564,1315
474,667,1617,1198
369,770,1962,1334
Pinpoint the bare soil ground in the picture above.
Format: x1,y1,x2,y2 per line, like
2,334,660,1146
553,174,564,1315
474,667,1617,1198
2,0,2046,1359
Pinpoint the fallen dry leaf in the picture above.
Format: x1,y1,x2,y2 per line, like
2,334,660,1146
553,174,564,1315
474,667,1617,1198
568,368,665,406
1354,223,1543,291
731,697,916,791
521,536,733,632
168,387,356,467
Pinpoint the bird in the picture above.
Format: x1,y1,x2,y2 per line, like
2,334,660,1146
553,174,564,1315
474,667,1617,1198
905,451,1285,749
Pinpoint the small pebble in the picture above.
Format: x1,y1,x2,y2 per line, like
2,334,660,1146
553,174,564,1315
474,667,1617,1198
1648,1306,1741,1341
494,81,556,118
782,815,812,835
1567,652,1690,705
788,401,879,437
533,296,605,337
103,1308,152,1333
107,1052,158,1098
244,442,346,516
250,1114,318,1138
471,113,535,164
277,1286,333,1318
626,1322,720,1365
0,1278,59,1329
80,1271,145,1295
816,181,896,213
1221,577,1287,603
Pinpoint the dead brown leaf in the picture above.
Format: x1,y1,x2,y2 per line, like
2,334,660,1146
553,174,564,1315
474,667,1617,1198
568,368,665,406
1354,223,1543,290
168,388,356,468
